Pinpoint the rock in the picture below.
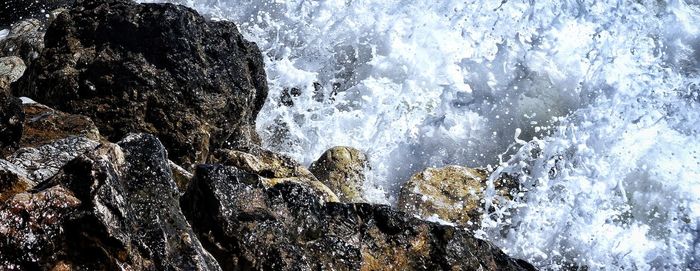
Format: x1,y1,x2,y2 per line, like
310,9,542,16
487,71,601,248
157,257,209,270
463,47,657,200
0,160,33,201
309,146,369,203
15,0,269,169
0,186,81,269
212,148,340,202
0,91,23,156
397,166,517,228
0,56,25,83
181,164,535,270
1,134,221,270
20,103,101,148
0,19,45,64
7,136,99,182
170,159,193,193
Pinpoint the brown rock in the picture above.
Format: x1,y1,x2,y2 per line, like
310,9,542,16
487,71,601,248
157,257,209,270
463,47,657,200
20,103,100,148
397,166,516,228
309,146,369,203
0,160,33,202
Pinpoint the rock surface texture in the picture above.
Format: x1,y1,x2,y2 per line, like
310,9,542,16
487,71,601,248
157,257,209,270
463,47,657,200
15,0,269,169
309,146,370,203
181,164,535,271
398,166,518,228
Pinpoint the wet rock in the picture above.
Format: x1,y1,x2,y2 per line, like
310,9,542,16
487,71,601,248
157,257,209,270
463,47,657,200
7,136,98,182
0,91,23,156
309,146,369,203
397,166,517,227
15,0,269,169
0,186,81,269
1,134,221,270
20,103,100,148
0,19,44,64
170,159,193,193
181,164,535,271
213,148,340,202
0,56,25,83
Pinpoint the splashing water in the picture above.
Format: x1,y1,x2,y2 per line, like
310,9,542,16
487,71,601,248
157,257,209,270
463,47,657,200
138,0,700,269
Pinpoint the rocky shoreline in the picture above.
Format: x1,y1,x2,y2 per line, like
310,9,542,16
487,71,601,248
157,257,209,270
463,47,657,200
0,0,535,270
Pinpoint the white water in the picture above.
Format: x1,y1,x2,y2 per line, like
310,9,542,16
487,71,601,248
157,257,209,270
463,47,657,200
141,0,700,269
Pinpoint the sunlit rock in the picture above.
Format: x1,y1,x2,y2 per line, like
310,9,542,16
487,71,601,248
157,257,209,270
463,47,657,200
309,146,369,203
181,164,534,270
212,148,339,202
398,165,516,228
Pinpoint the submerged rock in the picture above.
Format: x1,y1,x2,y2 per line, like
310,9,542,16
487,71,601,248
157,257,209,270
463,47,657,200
181,164,535,270
397,166,517,227
0,134,220,270
20,103,101,148
15,0,269,169
309,146,369,203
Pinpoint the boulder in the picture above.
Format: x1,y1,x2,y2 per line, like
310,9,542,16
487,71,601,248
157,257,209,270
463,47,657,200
309,146,369,203
0,134,221,270
181,164,535,270
212,148,340,202
397,166,517,228
15,0,269,169
20,103,101,148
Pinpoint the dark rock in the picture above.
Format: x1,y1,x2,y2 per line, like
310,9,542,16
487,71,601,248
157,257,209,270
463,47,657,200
20,102,101,148
15,0,269,169
0,134,221,270
0,186,81,269
181,164,536,270
0,91,23,156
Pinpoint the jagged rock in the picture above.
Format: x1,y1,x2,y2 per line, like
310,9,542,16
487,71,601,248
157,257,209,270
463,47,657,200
15,0,269,169
181,164,535,270
0,56,25,83
7,136,98,182
397,166,517,228
212,148,340,202
0,91,23,156
20,103,100,148
0,160,33,201
0,134,221,270
0,0,74,28
309,146,369,203
0,19,44,63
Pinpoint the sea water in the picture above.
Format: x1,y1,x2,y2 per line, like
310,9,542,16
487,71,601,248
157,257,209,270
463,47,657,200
139,1,700,269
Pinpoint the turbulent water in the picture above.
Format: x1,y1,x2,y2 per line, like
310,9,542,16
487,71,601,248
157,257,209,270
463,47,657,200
134,0,698,269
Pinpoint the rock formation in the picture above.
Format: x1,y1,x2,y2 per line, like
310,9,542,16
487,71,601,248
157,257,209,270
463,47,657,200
14,0,269,169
